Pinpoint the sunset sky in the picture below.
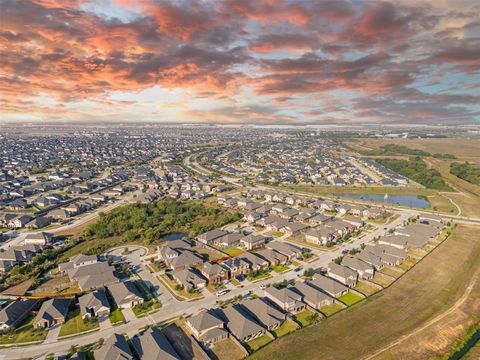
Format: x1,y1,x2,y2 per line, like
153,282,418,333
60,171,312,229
1,0,480,124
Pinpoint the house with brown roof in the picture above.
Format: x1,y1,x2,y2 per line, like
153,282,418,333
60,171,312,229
264,287,306,314
327,262,358,287
240,298,285,330
34,298,70,328
240,234,266,250
108,281,144,309
310,275,349,298
293,282,334,309
255,248,288,266
186,310,228,345
131,327,180,360
199,262,229,285
220,304,266,342
341,256,375,280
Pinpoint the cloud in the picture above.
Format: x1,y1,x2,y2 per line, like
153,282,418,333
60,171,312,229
1,0,479,124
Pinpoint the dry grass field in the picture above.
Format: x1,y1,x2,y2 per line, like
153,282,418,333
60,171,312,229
248,225,480,360
346,137,480,163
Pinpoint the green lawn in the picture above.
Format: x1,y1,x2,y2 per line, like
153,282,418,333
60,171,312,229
59,310,99,337
271,264,290,273
132,300,161,317
206,283,226,293
290,260,301,267
0,316,48,345
245,334,273,353
246,271,272,282
338,292,364,306
109,308,126,325
272,321,297,338
292,310,318,327
222,247,245,257
319,303,344,317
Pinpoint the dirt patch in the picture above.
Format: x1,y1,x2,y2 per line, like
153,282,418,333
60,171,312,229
163,322,208,360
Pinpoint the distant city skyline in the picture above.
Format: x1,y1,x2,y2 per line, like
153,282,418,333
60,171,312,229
1,0,480,124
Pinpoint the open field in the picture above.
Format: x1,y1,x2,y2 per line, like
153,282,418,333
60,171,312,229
208,338,245,360
345,137,480,163
248,225,480,360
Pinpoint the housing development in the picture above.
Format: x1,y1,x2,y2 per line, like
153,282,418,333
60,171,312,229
1,123,478,360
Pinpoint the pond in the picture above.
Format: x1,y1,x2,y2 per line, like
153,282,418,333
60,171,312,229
336,193,430,209
162,232,188,241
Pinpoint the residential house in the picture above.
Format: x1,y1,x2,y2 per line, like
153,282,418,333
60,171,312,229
222,257,251,278
264,287,306,313
293,282,334,309
341,256,375,280
199,262,229,285
255,248,288,266
167,250,204,270
34,298,70,328
378,235,410,250
265,241,302,260
197,229,227,245
220,304,266,342
282,222,309,235
240,234,266,250
58,254,98,273
240,298,285,330
78,288,111,319
327,262,358,287
26,216,52,229
310,275,349,298
186,310,229,345
67,262,118,291
24,232,53,246
108,281,144,309
304,227,338,245
356,250,384,270
171,268,207,290
0,299,39,333
131,327,180,360
94,334,133,360
240,252,269,271
214,233,242,248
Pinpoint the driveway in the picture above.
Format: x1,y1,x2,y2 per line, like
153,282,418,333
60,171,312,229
122,308,137,323
43,324,61,344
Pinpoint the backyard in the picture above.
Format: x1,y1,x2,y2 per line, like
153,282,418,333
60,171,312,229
292,309,318,327
272,321,297,338
245,334,272,353
338,292,364,306
319,303,344,317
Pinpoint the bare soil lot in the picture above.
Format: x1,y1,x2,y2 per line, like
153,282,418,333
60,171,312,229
248,225,480,360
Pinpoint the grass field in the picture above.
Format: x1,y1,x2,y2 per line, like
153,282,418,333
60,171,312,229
222,247,244,257
245,334,273,353
354,281,381,296
248,225,480,360
59,309,99,337
272,321,297,338
271,264,290,273
0,316,47,345
109,309,126,325
292,309,317,327
372,273,395,288
380,266,403,278
338,292,363,306
319,303,343,317
209,338,245,360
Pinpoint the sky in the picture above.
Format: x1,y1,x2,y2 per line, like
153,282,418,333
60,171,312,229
1,0,480,124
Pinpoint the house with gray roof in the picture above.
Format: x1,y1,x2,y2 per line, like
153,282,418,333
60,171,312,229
356,250,384,270
255,248,288,266
34,298,70,328
131,327,180,360
264,287,306,314
186,310,228,344
67,261,118,291
0,299,39,333
167,250,204,270
78,288,110,319
293,282,334,309
222,257,251,278
240,234,266,250
220,304,266,342
171,268,207,290
94,333,133,360
342,256,375,280
199,262,229,285
378,235,410,250
310,275,349,298
108,281,144,309
266,241,302,260
327,262,358,287
214,233,242,248
240,252,269,271
366,245,407,266
240,298,285,330
197,229,228,245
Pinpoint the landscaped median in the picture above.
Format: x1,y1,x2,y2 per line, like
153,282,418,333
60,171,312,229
0,316,47,346
58,309,99,338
